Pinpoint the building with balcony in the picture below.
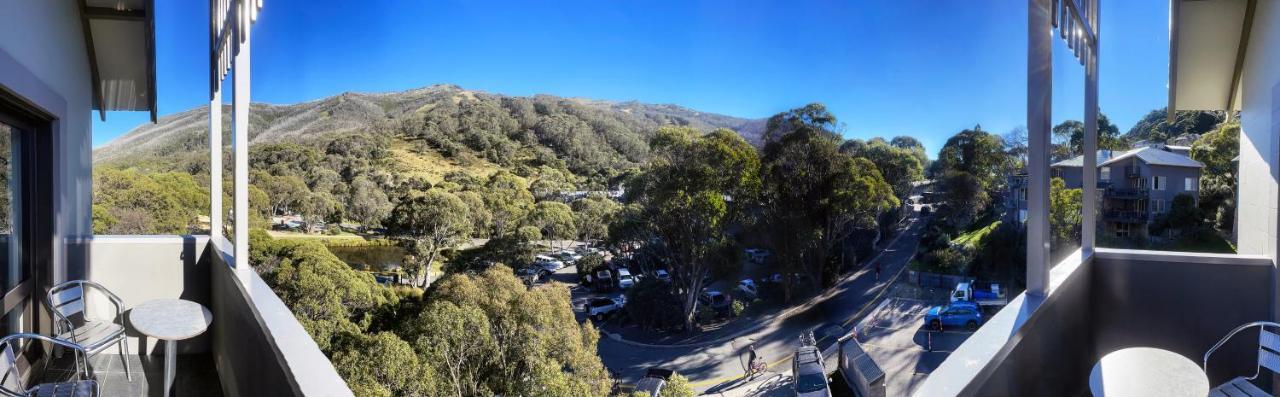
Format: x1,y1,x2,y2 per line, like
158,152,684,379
1048,145,1203,237
0,0,352,395
916,0,1280,395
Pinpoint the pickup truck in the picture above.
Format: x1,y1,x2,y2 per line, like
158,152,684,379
950,281,1007,307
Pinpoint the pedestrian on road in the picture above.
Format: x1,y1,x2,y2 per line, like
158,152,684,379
875,262,882,280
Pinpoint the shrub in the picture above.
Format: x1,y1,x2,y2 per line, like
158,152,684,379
731,300,746,317
575,253,606,279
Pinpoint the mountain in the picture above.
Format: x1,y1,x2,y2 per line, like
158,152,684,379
94,85,767,182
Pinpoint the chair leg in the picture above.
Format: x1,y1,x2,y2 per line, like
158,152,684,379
120,338,132,381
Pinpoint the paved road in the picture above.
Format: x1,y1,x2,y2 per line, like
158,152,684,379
597,206,930,394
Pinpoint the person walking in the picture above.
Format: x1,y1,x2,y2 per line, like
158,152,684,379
875,262,883,281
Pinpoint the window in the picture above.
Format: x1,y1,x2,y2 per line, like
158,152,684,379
1185,177,1198,191
1100,167,1110,181
1152,176,1166,191
1152,199,1165,213
1018,209,1027,223
1115,223,1130,237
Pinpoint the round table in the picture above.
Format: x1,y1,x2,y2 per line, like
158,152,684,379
130,299,213,397
1089,347,1209,397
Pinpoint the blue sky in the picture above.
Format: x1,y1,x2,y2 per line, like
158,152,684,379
93,0,1171,157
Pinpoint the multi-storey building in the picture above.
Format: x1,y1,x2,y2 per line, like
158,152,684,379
1048,145,1203,237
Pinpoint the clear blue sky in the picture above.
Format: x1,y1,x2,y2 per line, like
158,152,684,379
93,0,1171,157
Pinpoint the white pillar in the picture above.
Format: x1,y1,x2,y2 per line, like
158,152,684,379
1082,49,1099,254
210,89,223,246
232,14,251,270
1026,0,1053,296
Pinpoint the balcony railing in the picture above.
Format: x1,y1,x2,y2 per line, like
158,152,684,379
60,235,353,396
915,250,1273,396
1103,210,1148,223
1124,166,1142,178
1104,187,1148,199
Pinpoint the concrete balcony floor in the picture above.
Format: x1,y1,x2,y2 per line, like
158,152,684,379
42,353,222,397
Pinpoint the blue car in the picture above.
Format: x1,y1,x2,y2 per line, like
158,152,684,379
924,302,982,331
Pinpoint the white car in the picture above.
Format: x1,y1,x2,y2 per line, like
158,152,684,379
616,268,636,289
654,269,671,282
586,296,626,320
737,279,758,297
535,255,565,272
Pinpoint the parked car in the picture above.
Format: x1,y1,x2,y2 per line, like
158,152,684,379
633,368,676,397
516,266,548,283
699,290,731,312
792,333,832,397
950,281,1008,307
586,296,626,320
924,301,982,331
745,248,771,263
653,269,671,282
920,205,932,216
616,268,636,289
535,255,565,272
556,250,583,264
594,269,614,291
737,279,759,297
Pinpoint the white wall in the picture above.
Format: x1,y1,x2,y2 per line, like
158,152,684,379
0,0,95,279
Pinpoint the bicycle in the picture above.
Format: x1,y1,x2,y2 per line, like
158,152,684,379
746,357,767,380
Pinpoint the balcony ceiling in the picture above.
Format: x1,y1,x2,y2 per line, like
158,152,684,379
1170,0,1250,113
80,0,157,121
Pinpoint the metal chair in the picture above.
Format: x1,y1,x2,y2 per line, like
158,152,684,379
0,333,98,397
1204,321,1280,397
45,281,130,381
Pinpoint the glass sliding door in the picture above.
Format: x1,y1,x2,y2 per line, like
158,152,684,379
0,117,27,337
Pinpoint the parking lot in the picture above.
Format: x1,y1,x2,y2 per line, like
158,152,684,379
850,297,974,396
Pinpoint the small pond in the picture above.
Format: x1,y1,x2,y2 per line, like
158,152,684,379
326,245,406,272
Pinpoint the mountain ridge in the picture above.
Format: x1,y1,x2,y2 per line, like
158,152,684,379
94,84,768,167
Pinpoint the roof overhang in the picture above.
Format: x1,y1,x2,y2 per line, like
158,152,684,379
79,0,157,122
1168,0,1255,122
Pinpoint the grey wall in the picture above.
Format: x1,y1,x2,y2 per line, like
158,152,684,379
1143,164,1201,214
967,256,1095,396
0,0,95,282
1052,165,1086,188
64,235,212,355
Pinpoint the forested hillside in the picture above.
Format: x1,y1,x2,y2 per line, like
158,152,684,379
91,84,765,234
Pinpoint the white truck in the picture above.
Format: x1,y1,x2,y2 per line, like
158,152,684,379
950,281,1008,307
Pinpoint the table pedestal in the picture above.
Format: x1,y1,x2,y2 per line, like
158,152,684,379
164,339,176,397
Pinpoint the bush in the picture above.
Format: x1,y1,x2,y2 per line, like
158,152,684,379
575,253,606,279
731,300,746,317
923,246,971,274
695,306,717,325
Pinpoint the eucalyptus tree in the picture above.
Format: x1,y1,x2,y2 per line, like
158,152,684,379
629,126,760,330
386,189,472,288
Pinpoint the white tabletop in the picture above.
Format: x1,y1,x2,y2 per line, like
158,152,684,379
1089,347,1209,397
129,299,213,341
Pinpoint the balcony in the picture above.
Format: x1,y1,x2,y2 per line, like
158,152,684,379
34,235,353,396
1124,166,1142,178
1102,210,1148,223
915,249,1272,396
1103,187,1148,199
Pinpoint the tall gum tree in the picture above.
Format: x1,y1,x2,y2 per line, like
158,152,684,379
630,126,760,330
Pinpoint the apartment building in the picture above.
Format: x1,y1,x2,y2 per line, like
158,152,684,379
1048,145,1204,237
